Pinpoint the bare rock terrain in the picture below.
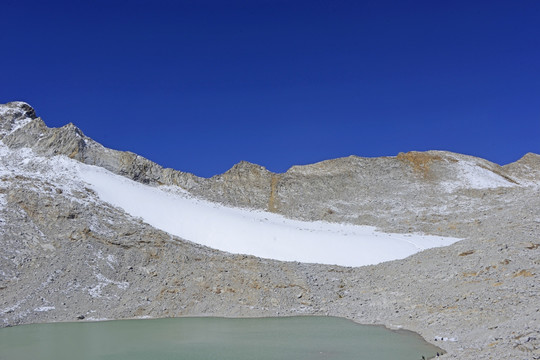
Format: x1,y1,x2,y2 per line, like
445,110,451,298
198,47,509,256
1,101,539,359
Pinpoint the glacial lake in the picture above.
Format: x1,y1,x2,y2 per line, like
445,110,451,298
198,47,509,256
0,316,442,360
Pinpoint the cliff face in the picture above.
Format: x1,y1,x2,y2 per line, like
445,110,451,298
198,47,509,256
1,102,539,359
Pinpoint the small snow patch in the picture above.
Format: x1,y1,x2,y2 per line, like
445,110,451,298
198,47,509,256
435,336,457,342
7,117,33,137
85,317,110,322
34,306,55,312
442,160,515,191
89,274,129,298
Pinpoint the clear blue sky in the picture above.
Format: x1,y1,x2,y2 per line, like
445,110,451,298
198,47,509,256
1,0,539,177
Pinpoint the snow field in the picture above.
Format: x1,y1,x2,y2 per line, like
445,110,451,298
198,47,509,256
79,164,461,267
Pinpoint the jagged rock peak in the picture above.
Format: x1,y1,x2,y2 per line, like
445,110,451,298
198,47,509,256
0,101,38,139
0,101,37,119
0,101,203,190
221,161,272,176
59,122,86,138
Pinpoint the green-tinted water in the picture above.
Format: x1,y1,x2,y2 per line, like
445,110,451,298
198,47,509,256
0,316,441,360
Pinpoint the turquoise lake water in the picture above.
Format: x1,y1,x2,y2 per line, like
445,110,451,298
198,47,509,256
0,316,441,360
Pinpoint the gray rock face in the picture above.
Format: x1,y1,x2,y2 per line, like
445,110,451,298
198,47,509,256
1,102,200,189
0,101,37,139
0,101,539,359
503,152,540,185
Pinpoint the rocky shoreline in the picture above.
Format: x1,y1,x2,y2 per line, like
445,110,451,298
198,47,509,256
1,102,539,359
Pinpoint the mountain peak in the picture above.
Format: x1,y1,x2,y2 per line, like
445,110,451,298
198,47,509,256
1,101,37,119
0,101,38,139
224,161,270,175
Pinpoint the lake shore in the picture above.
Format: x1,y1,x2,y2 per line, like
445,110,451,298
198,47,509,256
0,316,445,360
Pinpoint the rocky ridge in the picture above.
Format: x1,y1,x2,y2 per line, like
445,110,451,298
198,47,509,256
0,101,539,359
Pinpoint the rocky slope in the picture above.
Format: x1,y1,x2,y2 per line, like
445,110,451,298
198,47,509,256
1,101,539,359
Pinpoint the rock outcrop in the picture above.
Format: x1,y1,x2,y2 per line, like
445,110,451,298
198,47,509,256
503,152,540,185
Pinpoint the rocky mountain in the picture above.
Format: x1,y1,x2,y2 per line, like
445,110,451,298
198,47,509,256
1,101,539,359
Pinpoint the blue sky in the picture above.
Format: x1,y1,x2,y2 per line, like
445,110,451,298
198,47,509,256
1,0,539,177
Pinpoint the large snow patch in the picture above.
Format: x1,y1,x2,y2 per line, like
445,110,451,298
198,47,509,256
79,164,460,267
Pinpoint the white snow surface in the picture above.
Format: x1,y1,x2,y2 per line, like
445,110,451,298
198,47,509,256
441,159,515,191
79,164,461,267
34,306,55,312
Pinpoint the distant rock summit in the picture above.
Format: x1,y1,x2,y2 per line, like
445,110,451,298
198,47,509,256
1,101,539,359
